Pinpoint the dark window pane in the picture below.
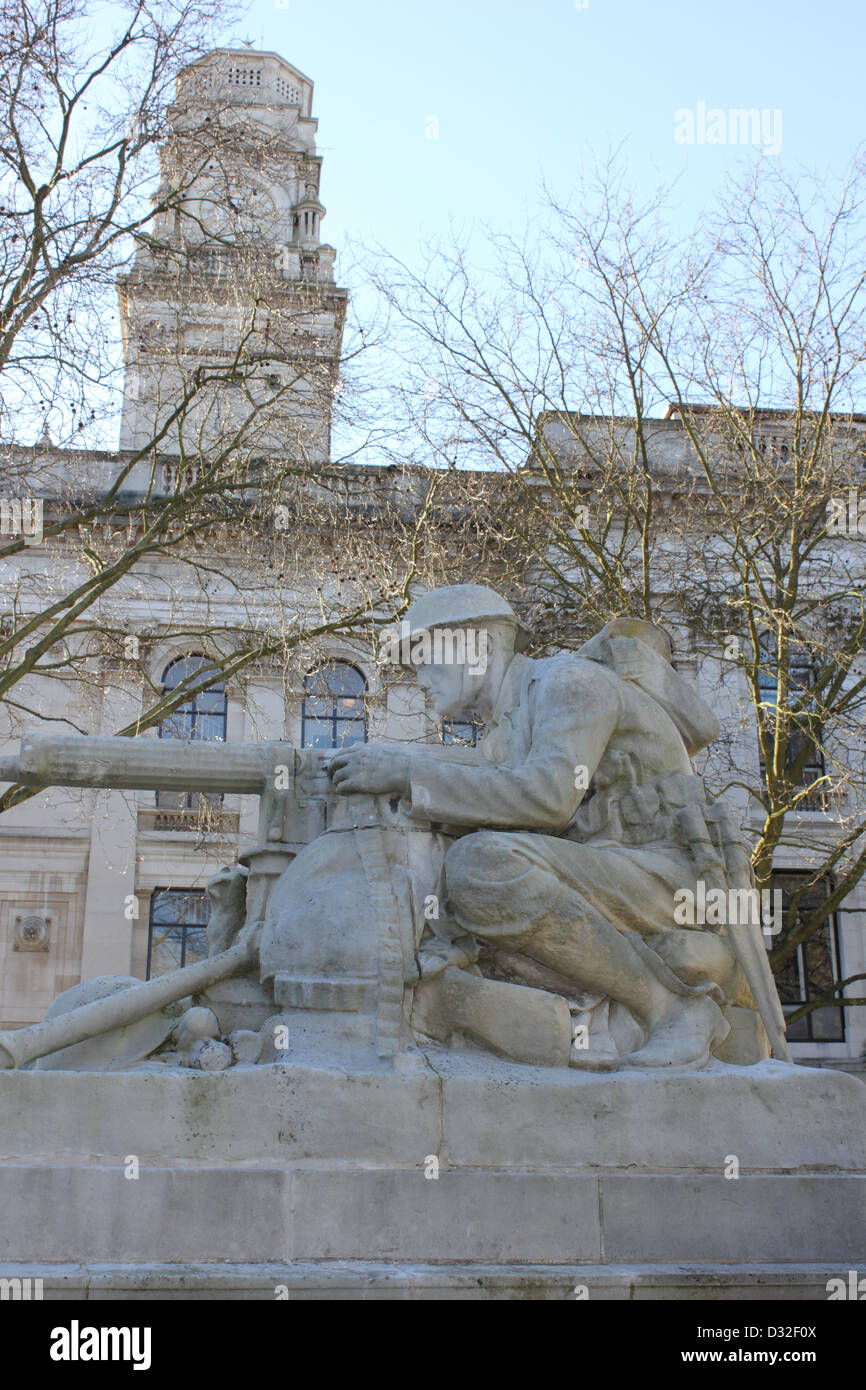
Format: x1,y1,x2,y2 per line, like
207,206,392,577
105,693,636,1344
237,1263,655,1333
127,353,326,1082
196,689,227,713
756,638,824,787
441,715,483,746
335,711,365,729
152,889,208,926
333,721,365,750
304,663,366,699
149,926,184,976
147,890,209,979
180,927,208,967
326,666,365,697
162,658,196,690
303,695,334,717
152,896,185,925
160,712,194,740
803,930,835,996
810,1005,845,1041
157,656,227,809
159,656,227,744
193,714,225,742
783,1013,810,1043
771,871,844,1043
301,662,368,751
775,949,804,1006
303,719,337,749
303,672,331,699
162,656,223,692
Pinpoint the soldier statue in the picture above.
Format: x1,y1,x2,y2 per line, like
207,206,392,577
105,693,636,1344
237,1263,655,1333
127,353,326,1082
0,584,788,1073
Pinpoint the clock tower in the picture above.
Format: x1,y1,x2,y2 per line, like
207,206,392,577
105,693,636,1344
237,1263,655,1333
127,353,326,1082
117,49,346,465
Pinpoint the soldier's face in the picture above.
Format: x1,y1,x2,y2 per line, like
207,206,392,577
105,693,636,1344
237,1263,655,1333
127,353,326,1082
415,655,472,717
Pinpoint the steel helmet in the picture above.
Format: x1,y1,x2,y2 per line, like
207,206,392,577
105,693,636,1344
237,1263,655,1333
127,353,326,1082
401,584,532,652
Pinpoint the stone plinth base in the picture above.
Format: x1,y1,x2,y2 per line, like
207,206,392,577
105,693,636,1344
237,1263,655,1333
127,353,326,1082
1,1058,864,1299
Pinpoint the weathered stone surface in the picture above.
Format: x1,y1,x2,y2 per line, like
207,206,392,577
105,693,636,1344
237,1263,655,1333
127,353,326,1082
0,1059,863,1171
433,1056,866,1171
412,966,573,1067
0,1060,863,1288
0,1063,442,1164
291,1172,601,1263
0,1163,861,1267
31,977,176,1072
715,1003,770,1064
601,1175,866,1263
0,1167,289,1263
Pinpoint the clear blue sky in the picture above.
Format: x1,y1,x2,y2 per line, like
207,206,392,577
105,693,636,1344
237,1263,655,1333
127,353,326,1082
232,0,864,264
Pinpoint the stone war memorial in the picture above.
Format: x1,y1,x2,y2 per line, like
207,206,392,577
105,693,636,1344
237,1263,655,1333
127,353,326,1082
0,583,863,1300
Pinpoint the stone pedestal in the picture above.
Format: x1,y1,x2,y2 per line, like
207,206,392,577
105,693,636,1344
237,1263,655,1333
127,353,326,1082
1,1058,863,1300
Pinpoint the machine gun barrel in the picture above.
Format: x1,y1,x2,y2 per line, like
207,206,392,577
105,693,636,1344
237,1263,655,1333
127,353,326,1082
1,731,294,795
0,925,260,1070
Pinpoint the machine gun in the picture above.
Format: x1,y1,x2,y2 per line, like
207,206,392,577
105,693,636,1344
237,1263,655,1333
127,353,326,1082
0,729,333,849
0,730,340,1069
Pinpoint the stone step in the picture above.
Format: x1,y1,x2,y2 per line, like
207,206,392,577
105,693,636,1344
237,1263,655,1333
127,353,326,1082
0,1164,863,1265
0,1261,860,1301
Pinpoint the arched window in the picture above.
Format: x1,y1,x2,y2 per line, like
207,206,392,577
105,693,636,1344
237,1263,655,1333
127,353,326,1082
157,655,227,812
301,662,367,749
159,655,227,741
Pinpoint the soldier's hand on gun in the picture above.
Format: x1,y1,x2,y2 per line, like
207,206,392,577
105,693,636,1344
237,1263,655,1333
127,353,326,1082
327,745,411,797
